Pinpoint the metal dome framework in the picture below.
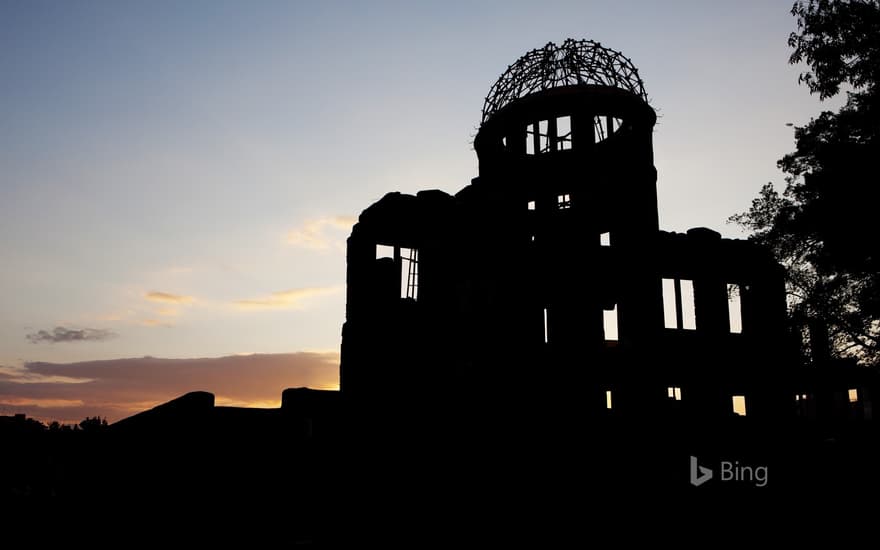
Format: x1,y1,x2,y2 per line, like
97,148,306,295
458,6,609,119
481,39,648,124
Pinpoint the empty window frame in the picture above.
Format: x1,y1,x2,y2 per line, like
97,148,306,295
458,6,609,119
557,193,572,210
667,386,682,401
400,247,419,300
526,120,551,155
727,283,743,334
662,278,696,330
526,123,536,155
594,115,624,143
376,244,394,259
543,307,549,344
556,115,572,150
527,118,574,154
538,119,550,153
603,305,619,342
732,395,747,416
600,232,611,247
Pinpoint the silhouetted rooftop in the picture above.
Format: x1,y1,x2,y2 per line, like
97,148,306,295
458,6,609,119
481,38,648,124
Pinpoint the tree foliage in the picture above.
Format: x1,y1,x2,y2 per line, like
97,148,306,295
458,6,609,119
79,416,108,432
731,0,880,366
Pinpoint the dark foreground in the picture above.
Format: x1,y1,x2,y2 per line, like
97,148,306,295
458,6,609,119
3,401,878,540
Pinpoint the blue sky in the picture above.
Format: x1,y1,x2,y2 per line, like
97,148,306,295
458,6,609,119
0,1,841,419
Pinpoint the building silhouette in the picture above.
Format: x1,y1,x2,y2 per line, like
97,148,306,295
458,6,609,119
7,41,878,517
101,40,874,434
340,39,834,423
95,39,877,472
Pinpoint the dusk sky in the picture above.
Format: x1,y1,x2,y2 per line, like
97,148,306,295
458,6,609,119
1,1,841,422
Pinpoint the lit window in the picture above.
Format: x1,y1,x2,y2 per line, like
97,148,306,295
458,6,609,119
732,395,747,416
662,278,696,330
557,194,571,209
667,386,682,401
502,136,507,148
556,115,572,150
849,388,859,403
728,283,742,334
795,393,809,401
606,390,613,410
376,244,394,260
600,232,611,247
400,247,419,300
603,305,618,342
527,200,536,211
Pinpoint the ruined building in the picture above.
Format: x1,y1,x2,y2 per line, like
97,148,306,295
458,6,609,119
12,41,878,511
106,41,873,440
341,39,801,423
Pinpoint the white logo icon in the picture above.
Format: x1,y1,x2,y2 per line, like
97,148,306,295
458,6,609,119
690,456,713,487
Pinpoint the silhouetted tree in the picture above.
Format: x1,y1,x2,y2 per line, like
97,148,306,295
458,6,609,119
731,0,880,366
79,416,108,432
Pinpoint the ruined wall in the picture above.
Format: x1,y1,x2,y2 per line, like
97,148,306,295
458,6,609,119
342,73,797,424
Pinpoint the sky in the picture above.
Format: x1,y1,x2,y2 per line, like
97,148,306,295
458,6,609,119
0,0,842,422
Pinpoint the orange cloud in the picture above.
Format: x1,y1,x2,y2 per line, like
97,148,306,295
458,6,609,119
140,319,174,328
145,291,195,304
286,216,356,250
0,352,339,424
234,286,341,311
0,397,84,408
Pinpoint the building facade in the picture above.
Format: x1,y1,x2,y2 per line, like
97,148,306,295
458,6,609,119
341,39,806,425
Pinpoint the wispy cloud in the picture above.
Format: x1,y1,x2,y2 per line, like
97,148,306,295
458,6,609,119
0,397,85,408
234,286,341,311
0,352,340,423
140,319,174,328
26,326,117,344
286,216,356,251
145,291,195,304
142,291,194,326
0,364,92,385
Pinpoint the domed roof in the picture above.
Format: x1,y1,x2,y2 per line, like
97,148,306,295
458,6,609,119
481,39,648,124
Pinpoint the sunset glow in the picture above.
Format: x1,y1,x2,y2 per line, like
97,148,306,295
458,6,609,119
0,1,839,424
